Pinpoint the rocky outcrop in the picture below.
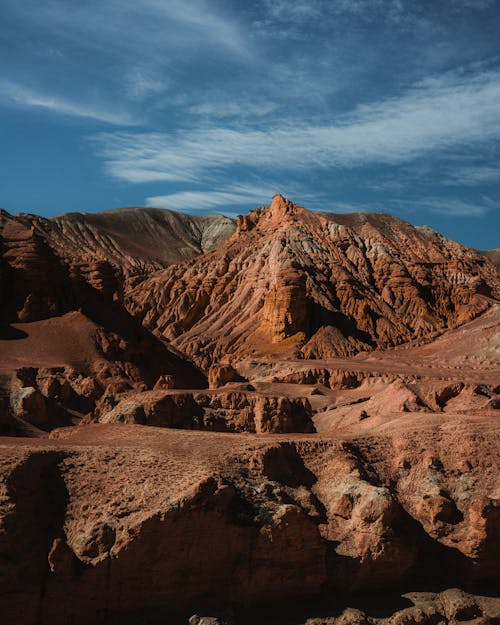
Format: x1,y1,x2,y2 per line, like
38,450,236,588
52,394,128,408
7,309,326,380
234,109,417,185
0,419,498,625
125,195,498,368
0,309,207,436
208,363,245,389
90,389,315,434
261,268,309,344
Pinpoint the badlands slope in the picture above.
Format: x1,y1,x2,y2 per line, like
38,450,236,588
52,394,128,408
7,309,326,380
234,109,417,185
0,196,498,624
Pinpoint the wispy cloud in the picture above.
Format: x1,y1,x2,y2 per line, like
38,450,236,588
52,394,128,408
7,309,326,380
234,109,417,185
188,99,279,119
0,80,137,125
92,69,500,182
146,189,267,212
444,165,500,186
390,196,496,217
3,0,252,61
124,67,169,101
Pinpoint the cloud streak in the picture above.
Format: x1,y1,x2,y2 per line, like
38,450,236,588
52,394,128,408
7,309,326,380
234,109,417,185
393,196,496,217
92,69,500,182
146,189,267,212
3,0,252,61
0,80,137,125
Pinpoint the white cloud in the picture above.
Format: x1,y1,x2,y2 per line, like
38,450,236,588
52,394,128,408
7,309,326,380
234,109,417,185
92,69,500,182
188,99,279,119
444,166,500,186
391,196,496,217
124,67,169,101
146,190,264,211
0,80,137,125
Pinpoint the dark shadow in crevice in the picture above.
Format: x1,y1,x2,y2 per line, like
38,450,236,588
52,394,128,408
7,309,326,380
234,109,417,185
0,324,28,340
309,302,375,347
2,452,69,624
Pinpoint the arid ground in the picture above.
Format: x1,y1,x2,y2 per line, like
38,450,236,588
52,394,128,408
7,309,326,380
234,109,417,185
0,196,498,624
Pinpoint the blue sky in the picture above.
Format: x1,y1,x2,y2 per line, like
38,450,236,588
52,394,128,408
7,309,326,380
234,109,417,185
1,0,499,249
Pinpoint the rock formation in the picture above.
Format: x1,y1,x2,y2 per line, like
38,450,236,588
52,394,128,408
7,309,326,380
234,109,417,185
125,195,498,368
0,418,498,625
0,196,498,625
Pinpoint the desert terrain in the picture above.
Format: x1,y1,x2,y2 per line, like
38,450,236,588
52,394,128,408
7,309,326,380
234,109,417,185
0,195,498,625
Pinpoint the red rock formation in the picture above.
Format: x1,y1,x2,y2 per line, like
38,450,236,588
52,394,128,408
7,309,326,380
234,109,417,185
89,388,315,434
0,419,498,624
126,195,498,368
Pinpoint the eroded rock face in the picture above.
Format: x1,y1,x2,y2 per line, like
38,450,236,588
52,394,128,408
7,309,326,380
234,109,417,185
89,389,315,434
208,364,245,389
0,198,498,624
125,195,498,368
0,420,498,625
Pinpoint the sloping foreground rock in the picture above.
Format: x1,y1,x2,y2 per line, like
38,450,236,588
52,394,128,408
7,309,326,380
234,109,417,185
0,417,498,625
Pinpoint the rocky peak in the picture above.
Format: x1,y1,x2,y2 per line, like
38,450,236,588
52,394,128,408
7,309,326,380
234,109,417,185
263,194,308,226
269,193,294,214
236,194,307,235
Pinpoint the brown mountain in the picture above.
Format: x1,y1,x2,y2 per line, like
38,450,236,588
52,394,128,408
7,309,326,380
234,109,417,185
126,194,499,369
0,207,216,435
15,206,236,274
480,247,500,271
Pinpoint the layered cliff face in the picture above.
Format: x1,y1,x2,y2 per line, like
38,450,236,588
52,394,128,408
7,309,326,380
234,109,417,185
126,195,498,368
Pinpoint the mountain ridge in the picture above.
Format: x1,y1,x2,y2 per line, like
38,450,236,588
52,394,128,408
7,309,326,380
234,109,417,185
125,194,499,368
